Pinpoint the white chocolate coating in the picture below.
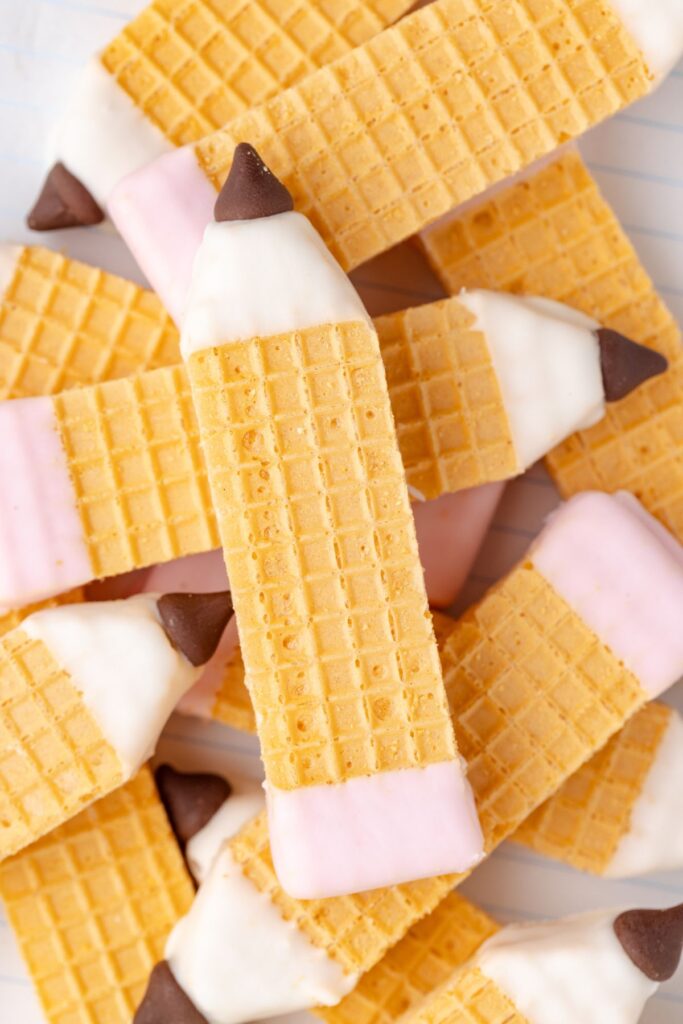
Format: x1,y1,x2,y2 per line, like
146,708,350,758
609,0,683,77
185,778,265,883
52,57,172,207
166,846,358,1022
606,711,683,878
458,291,604,472
22,596,199,775
181,212,371,356
475,910,657,1024
0,244,20,296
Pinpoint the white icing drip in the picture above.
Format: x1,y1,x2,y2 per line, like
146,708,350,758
181,212,372,356
475,910,658,1024
608,0,683,77
22,595,199,775
458,290,604,471
606,711,683,878
0,244,21,296
52,57,173,206
186,779,265,883
166,846,358,1023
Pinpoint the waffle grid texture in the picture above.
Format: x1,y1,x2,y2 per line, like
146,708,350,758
0,629,123,860
101,0,413,147
400,965,530,1024
316,892,499,1024
187,321,454,790
376,297,516,500
420,150,683,543
195,0,651,272
0,767,194,1024
513,701,672,873
0,247,177,400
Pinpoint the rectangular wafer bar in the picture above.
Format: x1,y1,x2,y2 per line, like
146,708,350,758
109,0,656,321
420,149,683,543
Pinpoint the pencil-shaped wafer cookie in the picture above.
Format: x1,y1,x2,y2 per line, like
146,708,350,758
0,768,196,1024
0,281,664,610
181,144,482,898
0,590,232,859
109,0,661,320
514,703,683,878
134,489,683,1024
28,0,413,230
398,905,683,1024
420,149,683,543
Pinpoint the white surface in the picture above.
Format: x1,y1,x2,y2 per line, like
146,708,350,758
609,0,683,77
182,213,372,355
22,595,199,774
186,776,265,883
475,910,657,1024
607,712,683,878
166,845,358,1023
458,291,604,471
0,3,682,1023
53,56,172,206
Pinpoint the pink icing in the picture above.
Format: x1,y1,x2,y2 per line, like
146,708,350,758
266,760,484,899
414,484,504,608
108,146,216,324
531,491,683,698
0,397,92,608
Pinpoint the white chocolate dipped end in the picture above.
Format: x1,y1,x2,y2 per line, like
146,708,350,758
166,845,358,1023
267,760,483,899
186,778,265,884
606,711,683,878
181,211,372,355
609,0,683,77
457,291,604,472
0,243,21,297
473,910,657,1024
0,396,91,610
22,596,200,776
530,492,683,698
53,57,172,209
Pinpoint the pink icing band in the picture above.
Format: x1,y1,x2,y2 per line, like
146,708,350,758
108,146,216,324
0,397,92,609
266,760,484,899
414,484,505,609
531,491,683,698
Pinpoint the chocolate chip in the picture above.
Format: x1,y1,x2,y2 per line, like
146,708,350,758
155,764,231,847
27,163,104,231
214,143,293,223
597,328,668,402
614,904,683,982
134,962,209,1024
157,591,233,666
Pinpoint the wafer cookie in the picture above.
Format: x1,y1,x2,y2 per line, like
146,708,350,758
28,0,413,228
135,488,683,1024
0,591,231,859
398,905,683,1024
420,149,683,543
0,767,195,1024
109,0,657,321
180,145,480,898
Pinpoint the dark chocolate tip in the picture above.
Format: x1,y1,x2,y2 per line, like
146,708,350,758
597,327,668,402
157,591,233,667
27,162,104,231
614,905,683,982
155,764,231,847
134,962,210,1024
214,143,293,223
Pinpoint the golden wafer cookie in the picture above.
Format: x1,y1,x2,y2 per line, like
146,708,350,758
0,590,84,640
398,966,527,1024
0,767,194,1024
420,150,683,542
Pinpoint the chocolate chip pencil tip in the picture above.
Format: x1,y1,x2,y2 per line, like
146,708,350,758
157,591,233,667
614,904,683,982
27,162,104,231
597,327,668,402
155,764,231,847
134,962,209,1024
214,142,293,223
